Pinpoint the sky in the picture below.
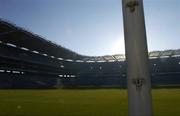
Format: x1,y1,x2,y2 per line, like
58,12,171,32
0,0,179,56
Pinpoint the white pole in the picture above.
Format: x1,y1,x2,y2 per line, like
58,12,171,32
122,0,152,116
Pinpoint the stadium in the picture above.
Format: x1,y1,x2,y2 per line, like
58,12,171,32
1,0,180,115
0,19,180,89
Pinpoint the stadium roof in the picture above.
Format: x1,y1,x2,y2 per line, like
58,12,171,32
0,19,180,63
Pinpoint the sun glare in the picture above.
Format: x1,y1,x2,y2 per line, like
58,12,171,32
111,34,125,54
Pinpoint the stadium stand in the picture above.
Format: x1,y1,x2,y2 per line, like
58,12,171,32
0,19,180,88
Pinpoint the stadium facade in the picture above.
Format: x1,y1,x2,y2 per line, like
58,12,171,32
0,19,180,89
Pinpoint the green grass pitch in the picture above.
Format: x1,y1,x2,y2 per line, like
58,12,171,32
0,89,179,116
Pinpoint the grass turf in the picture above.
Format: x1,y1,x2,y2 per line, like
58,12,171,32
0,89,179,116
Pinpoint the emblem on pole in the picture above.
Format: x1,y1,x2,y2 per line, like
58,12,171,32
132,78,145,90
126,1,139,13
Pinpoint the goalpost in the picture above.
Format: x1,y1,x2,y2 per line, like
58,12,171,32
122,0,152,116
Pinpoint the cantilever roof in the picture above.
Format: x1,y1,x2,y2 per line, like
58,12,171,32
0,19,84,60
148,50,180,58
0,19,180,63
